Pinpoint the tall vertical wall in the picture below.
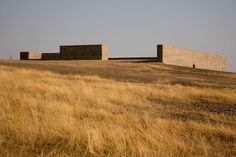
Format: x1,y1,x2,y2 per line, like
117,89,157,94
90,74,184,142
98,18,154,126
101,45,109,60
60,45,108,60
157,45,227,71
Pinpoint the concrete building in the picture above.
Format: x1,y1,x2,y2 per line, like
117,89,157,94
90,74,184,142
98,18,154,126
157,45,227,71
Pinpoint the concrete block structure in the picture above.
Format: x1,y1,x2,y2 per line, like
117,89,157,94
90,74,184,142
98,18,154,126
157,45,227,71
60,45,108,60
20,52,42,60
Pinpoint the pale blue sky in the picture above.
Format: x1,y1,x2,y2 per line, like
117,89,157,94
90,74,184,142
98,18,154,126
0,0,235,71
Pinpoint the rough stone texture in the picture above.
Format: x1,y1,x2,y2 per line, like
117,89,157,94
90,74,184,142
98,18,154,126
157,45,227,71
60,45,108,60
42,53,61,60
157,45,163,62
20,52,42,60
101,45,109,60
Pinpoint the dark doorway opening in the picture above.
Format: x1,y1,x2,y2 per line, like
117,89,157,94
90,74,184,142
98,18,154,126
193,64,196,69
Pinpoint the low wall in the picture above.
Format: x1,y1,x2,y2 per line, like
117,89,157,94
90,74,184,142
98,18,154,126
109,57,157,60
20,52,42,60
157,45,227,71
60,45,108,60
42,53,60,60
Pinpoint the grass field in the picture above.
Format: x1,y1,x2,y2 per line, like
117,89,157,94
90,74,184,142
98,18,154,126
0,60,235,157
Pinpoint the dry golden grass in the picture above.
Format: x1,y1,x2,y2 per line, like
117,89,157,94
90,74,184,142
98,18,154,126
0,63,235,157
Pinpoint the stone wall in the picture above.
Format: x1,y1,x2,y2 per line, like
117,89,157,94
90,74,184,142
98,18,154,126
60,45,108,60
101,45,109,60
20,52,42,60
157,45,227,71
42,53,61,60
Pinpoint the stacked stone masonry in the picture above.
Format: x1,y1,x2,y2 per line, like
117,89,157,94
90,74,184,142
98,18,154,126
20,44,108,61
42,53,61,60
19,44,228,71
157,45,227,71
60,45,108,60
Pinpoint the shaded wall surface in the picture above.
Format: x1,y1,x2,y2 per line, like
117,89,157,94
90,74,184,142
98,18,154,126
157,45,227,71
42,53,61,60
60,45,108,60
20,52,42,60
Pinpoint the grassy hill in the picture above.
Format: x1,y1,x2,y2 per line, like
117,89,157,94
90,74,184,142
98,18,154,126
0,60,235,157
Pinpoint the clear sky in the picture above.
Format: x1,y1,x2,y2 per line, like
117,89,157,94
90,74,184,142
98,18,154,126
0,0,235,71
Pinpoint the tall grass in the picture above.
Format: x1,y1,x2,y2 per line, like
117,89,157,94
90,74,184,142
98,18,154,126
0,65,235,157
